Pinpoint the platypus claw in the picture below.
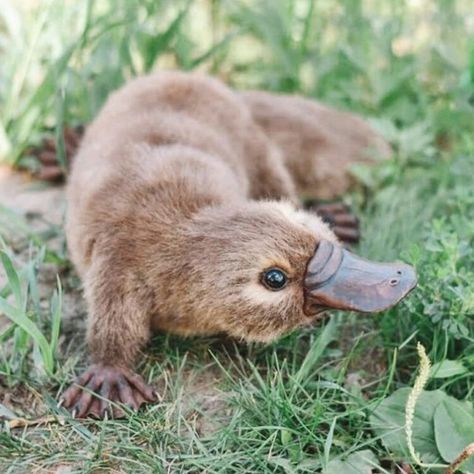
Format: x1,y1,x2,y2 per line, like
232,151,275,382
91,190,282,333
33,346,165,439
30,125,84,182
308,202,360,244
60,364,156,419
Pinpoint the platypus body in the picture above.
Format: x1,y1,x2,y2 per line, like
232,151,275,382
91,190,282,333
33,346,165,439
61,72,416,418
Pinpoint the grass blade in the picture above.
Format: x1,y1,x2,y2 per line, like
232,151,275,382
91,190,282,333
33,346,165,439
294,315,338,385
0,297,53,375
0,250,23,308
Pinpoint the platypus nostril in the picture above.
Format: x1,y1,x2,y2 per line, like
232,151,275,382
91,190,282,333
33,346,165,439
396,270,402,275
389,278,400,286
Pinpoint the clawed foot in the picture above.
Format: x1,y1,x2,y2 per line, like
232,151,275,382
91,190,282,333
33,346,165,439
31,125,84,182
60,364,156,419
309,202,360,244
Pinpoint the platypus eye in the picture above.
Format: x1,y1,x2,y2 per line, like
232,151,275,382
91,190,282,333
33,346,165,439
261,268,288,291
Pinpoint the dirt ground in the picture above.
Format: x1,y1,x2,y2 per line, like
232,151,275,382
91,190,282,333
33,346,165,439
0,166,87,333
0,166,65,228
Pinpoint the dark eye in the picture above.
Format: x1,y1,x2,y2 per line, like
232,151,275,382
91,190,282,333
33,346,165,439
261,268,288,291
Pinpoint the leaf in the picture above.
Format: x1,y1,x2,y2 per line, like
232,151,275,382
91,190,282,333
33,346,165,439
324,417,337,466
294,315,338,384
141,2,191,72
369,387,445,464
324,450,380,474
0,403,17,420
371,387,474,470
189,30,239,69
430,360,468,379
0,296,53,375
281,428,292,446
434,399,474,473
49,278,63,368
6,415,65,429
0,250,23,308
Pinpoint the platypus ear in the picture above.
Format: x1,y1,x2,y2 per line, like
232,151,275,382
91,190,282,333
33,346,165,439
303,240,417,315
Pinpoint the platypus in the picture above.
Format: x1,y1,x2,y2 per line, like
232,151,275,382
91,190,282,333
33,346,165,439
60,71,417,418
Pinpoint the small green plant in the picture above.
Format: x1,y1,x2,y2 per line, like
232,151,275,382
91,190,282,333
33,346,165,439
0,0,195,168
0,243,62,381
371,343,474,473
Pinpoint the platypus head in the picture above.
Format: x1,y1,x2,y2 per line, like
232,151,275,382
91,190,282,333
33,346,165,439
177,201,417,342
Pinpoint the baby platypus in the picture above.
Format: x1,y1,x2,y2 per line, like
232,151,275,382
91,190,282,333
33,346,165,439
61,71,416,418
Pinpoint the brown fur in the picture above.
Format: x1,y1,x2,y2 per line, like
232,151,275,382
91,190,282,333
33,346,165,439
66,71,389,370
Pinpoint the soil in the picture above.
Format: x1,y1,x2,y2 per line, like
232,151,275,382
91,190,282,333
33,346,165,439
0,166,87,333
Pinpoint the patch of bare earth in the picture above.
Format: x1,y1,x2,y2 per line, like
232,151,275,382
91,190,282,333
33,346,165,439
179,366,230,437
0,166,87,327
339,318,388,397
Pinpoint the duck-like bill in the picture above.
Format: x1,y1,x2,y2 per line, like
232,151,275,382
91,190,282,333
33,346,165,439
303,240,417,316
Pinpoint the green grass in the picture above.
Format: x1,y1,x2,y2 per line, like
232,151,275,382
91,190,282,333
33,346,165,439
0,0,473,472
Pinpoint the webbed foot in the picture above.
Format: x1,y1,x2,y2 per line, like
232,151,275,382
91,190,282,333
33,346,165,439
309,202,360,244
31,125,84,182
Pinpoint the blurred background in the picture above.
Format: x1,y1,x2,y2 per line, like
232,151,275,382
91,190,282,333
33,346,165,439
1,0,472,166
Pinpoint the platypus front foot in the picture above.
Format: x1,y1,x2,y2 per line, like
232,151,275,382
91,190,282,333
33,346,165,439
60,364,156,419
309,202,360,244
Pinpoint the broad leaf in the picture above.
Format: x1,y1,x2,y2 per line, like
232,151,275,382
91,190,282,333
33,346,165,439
369,388,445,464
434,399,474,473
371,387,474,471
430,360,468,379
324,449,380,474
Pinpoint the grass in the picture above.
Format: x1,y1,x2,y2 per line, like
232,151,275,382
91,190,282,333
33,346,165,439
0,0,473,472
0,245,62,380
